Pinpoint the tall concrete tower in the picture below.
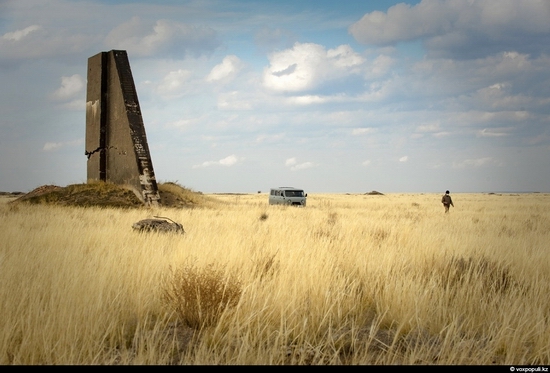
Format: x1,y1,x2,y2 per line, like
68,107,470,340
85,50,160,206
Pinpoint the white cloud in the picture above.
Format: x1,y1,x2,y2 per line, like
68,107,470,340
165,118,193,131
2,25,42,41
255,134,285,143
192,161,216,168
43,139,83,151
433,132,453,138
349,2,449,45
452,157,494,169
399,156,408,162
288,95,328,105
352,128,375,136
43,142,63,151
469,77,544,111
262,43,324,92
349,0,550,58
416,122,440,133
355,82,391,102
219,154,239,166
0,23,95,60
155,69,192,98
105,17,218,57
351,0,550,44
362,160,372,166
262,42,364,92
285,157,296,166
290,162,314,171
285,157,314,170
363,54,395,81
58,99,86,111
51,74,84,100
398,51,550,114
327,45,365,70
206,55,242,83
477,128,511,137
217,91,253,110
192,154,242,168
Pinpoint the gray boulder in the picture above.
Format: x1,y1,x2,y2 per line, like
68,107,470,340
132,216,185,234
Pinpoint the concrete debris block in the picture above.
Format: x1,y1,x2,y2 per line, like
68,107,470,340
132,218,185,234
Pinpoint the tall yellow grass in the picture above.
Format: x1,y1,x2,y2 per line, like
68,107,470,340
1,192,549,365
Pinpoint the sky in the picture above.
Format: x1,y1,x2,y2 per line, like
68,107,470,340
1,0,550,194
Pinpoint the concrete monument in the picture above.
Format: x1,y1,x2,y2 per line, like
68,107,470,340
85,50,160,206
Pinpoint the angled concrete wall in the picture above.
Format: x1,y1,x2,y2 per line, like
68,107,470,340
85,50,160,206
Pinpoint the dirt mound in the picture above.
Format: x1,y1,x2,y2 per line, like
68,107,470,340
0,191,25,197
15,185,64,200
365,190,384,195
10,182,214,209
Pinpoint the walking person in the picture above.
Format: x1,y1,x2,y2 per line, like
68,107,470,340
441,190,454,213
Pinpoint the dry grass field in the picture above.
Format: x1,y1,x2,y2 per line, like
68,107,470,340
1,186,549,365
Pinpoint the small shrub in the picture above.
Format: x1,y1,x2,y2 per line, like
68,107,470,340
161,263,242,329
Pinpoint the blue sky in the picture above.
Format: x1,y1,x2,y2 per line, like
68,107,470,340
1,0,549,194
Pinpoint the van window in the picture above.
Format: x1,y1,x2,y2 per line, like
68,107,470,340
284,190,304,197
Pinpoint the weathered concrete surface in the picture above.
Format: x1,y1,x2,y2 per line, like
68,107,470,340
85,50,160,207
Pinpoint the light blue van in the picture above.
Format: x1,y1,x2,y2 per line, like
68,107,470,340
268,187,307,206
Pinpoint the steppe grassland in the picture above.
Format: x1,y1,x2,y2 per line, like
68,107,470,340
0,192,549,364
